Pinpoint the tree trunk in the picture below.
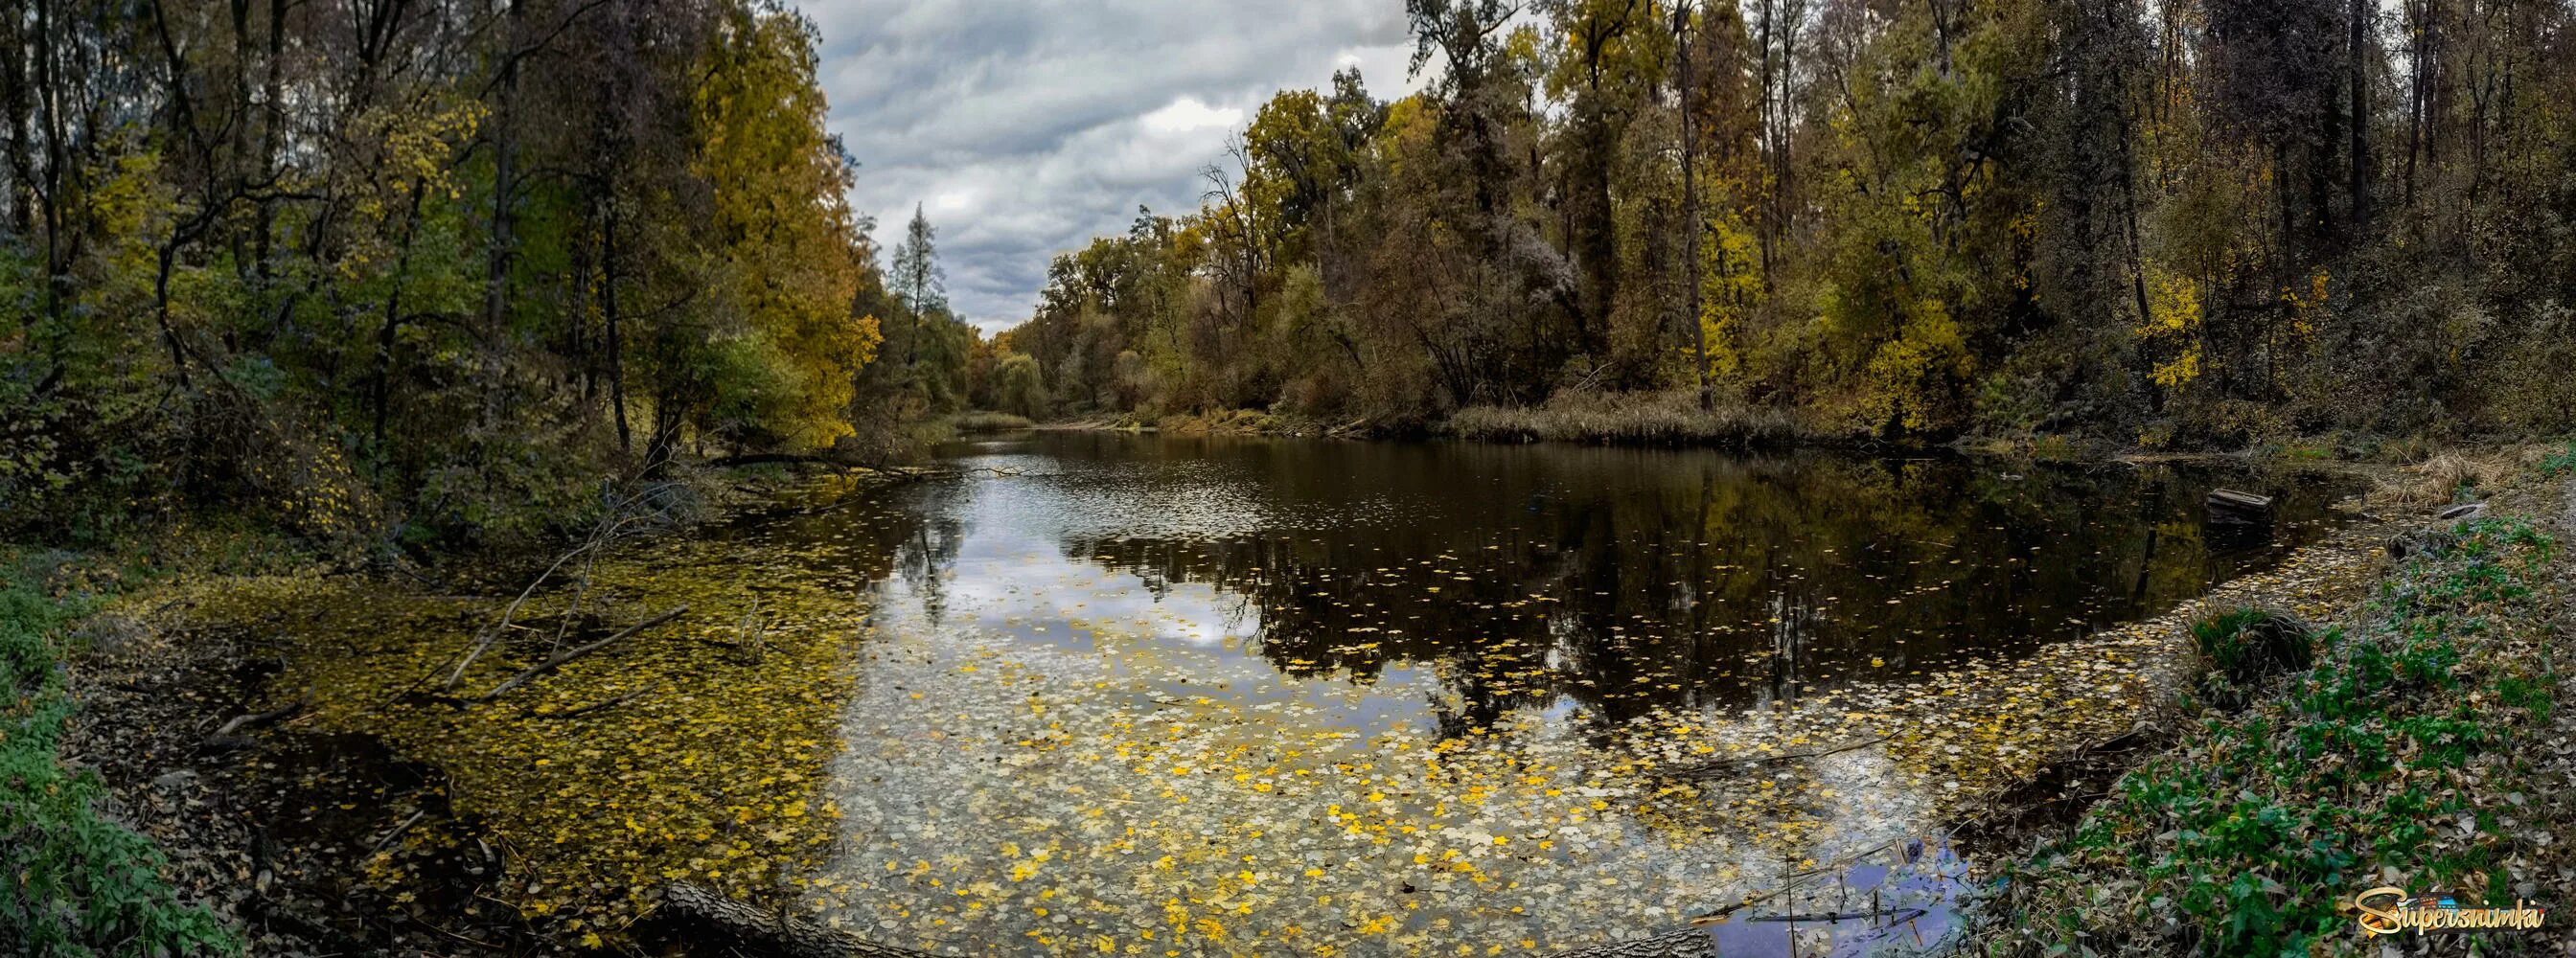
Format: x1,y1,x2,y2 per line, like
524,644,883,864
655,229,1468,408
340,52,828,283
2348,0,2368,227
604,192,632,454
1678,1,1710,410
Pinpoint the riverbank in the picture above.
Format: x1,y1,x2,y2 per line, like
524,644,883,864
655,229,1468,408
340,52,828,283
1030,392,1834,446
1029,393,2491,468
16,442,2564,956
1974,446,2576,954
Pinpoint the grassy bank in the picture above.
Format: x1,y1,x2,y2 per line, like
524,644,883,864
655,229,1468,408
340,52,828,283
946,410,1037,433
1040,391,1830,446
1983,480,2572,953
1447,391,1816,446
1,554,236,956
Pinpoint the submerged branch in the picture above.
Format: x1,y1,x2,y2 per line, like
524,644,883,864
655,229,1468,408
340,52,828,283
655,881,939,958
522,682,660,719
204,691,310,746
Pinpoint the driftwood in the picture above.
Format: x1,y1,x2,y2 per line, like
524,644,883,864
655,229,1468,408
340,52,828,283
202,691,310,752
1748,906,1927,924
1541,928,1720,958
656,882,939,958
209,692,310,740
2205,488,2274,525
433,477,689,693
472,605,686,701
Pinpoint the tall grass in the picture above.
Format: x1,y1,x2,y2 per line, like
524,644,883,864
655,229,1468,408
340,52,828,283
948,410,1036,433
1447,391,1806,446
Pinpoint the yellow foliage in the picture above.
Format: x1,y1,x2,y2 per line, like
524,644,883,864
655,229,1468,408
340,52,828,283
694,6,880,447
2134,259,2205,389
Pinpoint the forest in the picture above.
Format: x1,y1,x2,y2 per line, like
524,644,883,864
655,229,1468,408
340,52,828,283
3,1,2573,955
9,0,2574,544
996,0,2576,450
0,0,980,547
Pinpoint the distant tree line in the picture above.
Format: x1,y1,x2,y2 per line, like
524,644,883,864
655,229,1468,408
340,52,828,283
995,0,2576,447
0,0,972,543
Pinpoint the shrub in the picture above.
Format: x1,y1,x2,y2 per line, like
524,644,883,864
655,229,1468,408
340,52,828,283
2189,605,2315,710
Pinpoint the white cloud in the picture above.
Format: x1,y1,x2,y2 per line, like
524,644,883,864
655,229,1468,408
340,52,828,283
1139,97,1244,134
792,0,1427,333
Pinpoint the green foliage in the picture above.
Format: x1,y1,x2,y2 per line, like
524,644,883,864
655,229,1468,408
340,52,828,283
2542,443,2576,478
0,0,898,549
0,570,237,956
2187,605,2315,709
1996,519,2564,955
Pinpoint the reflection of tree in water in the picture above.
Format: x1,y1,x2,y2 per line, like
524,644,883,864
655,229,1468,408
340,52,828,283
740,442,2349,739
1042,454,2337,733
725,481,964,621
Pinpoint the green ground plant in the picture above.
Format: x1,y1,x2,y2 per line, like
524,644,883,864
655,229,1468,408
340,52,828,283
1988,515,2563,956
0,560,237,956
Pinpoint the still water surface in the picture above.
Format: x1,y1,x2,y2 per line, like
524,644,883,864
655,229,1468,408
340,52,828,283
738,433,2349,955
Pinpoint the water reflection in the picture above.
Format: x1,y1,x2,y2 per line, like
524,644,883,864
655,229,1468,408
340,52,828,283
770,433,2348,736
767,434,2354,954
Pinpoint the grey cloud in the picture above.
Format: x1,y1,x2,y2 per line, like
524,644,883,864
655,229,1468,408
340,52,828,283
794,0,1425,332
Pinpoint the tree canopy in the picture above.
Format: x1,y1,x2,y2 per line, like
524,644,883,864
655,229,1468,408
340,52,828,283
0,0,908,543
998,0,2576,448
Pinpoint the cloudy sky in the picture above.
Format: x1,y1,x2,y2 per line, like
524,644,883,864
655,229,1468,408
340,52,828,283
794,1,1429,333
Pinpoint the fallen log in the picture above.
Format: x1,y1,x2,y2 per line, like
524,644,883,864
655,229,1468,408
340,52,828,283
656,882,939,958
662,878,1731,958
2205,488,2274,525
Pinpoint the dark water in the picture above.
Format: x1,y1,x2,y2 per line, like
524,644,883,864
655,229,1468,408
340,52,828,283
769,432,2351,733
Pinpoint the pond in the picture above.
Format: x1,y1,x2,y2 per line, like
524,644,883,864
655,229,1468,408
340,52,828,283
744,433,2352,955
203,433,2358,956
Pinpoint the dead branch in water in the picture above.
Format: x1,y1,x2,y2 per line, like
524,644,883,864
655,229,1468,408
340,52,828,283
209,692,310,740
1748,906,1927,924
472,605,686,701
202,691,311,751
522,682,661,719
655,881,939,958
432,477,689,692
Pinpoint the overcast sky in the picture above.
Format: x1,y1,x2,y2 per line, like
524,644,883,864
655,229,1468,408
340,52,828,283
793,1,1428,333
